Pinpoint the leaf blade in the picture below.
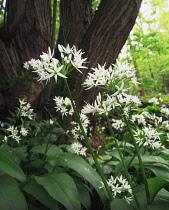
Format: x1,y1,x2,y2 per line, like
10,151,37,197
33,172,81,210
0,149,26,182
0,174,28,210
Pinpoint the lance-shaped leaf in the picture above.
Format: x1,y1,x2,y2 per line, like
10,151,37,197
33,172,81,210
0,149,26,182
23,180,59,209
147,177,169,204
0,174,28,210
47,153,108,203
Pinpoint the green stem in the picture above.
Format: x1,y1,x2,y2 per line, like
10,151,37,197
64,79,112,202
38,133,52,170
122,111,150,205
106,116,140,208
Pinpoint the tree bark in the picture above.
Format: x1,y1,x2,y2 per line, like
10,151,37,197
57,0,92,48
56,0,143,110
0,0,51,111
75,0,143,109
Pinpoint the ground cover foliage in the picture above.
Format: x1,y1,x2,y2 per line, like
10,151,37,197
1,45,169,209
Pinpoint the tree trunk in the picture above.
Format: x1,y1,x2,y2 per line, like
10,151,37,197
56,0,92,48
75,0,143,109
57,0,143,110
0,0,51,112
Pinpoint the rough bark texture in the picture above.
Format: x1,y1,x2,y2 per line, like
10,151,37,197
56,0,143,110
0,0,51,112
75,0,143,109
56,0,92,51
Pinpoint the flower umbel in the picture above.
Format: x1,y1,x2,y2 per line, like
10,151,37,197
24,45,87,83
71,142,87,156
53,96,74,117
100,175,133,204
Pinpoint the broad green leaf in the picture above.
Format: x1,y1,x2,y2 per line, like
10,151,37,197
116,155,169,173
30,143,63,157
0,174,28,210
110,199,134,210
146,188,169,210
147,177,169,203
23,180,59,210
133,184,169,209
106,149,121,160
33,172,81,210
0,145,27,164
0,149,26,182
145,165,169,178
47,153,108,203
133,184,147,208
73,177,91,210
156,188,169,201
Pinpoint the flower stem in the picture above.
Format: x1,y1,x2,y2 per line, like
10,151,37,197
106,116,140,208
64,78,112,202
122,112,150,205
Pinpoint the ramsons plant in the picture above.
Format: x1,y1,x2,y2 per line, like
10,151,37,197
1,44,169,209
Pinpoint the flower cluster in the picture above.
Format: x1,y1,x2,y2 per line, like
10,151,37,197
82,92,120,116
83,61,138,90
24,45,87,83
70,142,87,156
53,96,74,117
148,97,160,105
6,125,21,143
6,125,29,143
24,47,66,83
161,106,169,117
131,114,146,126
17,99,34,120
100,175,133,204
117,93,141,107
70,113,90,140
58,44,87,72
112,119,124,130
134,126,164,149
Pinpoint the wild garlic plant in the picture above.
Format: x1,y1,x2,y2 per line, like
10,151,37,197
24,44,113,200
23,44,169,208
1,99,34,147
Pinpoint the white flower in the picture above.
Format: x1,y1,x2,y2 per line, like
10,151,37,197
53,96,74,117
161,120,169,130
131,114,146,126
71,46,87,71
112,119,124,130
106,175,133,202
58,44,87,72
0,121,4,127
134,126,164,149
20,127,28,137
83,64,109,89
18,99,34,120
115,81,131,94
142,111,152,118
82,93,120,116
24,47,67,83
71,142,87,156
149,97,159,105
70,113,90,140
40,47,54,62
121,94,141,106
161,106,169,117
124,196,133,204
49,119,54,125
2,136,8,143
6,125,21,143
58,44,72,54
